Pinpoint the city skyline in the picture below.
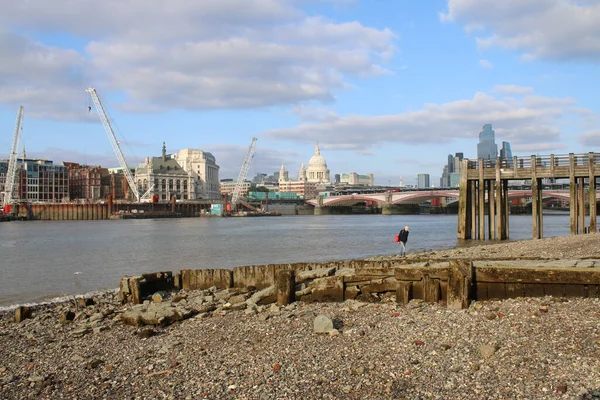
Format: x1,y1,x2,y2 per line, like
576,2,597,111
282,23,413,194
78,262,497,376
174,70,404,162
0,1,598,187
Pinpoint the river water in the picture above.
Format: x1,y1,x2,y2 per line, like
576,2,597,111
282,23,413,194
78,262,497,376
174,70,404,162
0,213,577,308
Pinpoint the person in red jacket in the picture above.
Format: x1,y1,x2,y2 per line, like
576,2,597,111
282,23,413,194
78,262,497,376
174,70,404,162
398,226,410,256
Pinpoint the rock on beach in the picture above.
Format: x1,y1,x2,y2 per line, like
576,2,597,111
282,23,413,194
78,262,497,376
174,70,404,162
1,234,600,399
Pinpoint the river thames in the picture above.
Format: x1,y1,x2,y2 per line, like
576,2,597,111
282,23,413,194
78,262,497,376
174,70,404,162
0,213,577,307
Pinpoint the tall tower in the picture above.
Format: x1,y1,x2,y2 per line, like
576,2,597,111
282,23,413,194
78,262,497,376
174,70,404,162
477,124,498,161
298,162,307,181
278,163,289,183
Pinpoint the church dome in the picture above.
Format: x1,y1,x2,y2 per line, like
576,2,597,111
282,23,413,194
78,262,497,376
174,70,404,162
308,144,327,169
306,143,331,184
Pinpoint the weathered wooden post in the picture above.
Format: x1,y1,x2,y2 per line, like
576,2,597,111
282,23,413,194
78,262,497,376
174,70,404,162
569,153,578,235
478,158,485,240
589,152,597,233
488,161,496,240
531,155,542,239
457,159,471,239
275,269,295,306
447,260,473,309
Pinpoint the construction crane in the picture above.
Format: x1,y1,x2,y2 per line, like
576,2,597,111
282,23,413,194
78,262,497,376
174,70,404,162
230,137,257,211
1,106,24,213
86,88,141,202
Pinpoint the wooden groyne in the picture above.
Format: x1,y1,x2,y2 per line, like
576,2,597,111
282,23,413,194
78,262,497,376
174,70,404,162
119,258,600,310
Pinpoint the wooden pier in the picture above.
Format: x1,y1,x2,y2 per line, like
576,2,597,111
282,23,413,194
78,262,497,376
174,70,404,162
458,153,599,240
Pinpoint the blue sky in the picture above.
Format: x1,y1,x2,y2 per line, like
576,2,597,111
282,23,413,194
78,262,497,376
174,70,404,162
0,0,598,186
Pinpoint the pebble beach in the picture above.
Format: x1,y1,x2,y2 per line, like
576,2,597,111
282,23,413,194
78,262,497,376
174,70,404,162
2,234,600,399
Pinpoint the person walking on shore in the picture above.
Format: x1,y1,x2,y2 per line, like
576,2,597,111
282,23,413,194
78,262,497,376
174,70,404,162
398,226,410,256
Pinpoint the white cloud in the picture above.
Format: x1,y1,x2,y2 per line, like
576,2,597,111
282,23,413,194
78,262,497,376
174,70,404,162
479,59,493,68
522,95,575,108
0,1,396,117
491,85,534,95
511,143,568,153
441,0,600,61
0,30,90,120
264,87,591,154
579,130,600,146
291,105,339,122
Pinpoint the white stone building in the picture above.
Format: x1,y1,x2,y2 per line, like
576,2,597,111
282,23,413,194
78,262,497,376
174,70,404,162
134,143,220,201
306,144,331,184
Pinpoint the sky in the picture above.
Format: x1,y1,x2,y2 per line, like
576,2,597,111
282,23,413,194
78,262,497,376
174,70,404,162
0,0,599,187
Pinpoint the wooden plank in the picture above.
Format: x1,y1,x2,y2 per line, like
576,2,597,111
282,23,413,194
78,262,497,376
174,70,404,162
587,285,600,298
396,281,412,304
564,284,585,298
522,283,545,297
411,280,423,300
486,283,506,300
544,284,565,297
505,283,525,298
394,266,449,281
423,276,440,303
475,267,600,284
475,282,489,300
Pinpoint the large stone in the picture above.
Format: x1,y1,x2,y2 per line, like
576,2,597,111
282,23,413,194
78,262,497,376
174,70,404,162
360,277,398,294
296,267,337,283
121,303,194,327
307,276,344,302
313,314,334,333
247,286,276,305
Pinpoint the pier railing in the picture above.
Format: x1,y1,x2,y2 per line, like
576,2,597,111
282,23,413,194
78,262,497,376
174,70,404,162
466,153,600,170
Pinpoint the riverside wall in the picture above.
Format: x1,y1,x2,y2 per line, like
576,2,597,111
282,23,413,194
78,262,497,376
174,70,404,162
119,258,600,310
12,202,212,221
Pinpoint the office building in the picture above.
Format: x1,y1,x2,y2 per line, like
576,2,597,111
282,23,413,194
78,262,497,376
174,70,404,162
440,152,464,187
417,173,430,188
500,141,513,166
0,158,69,202
477,124,498,161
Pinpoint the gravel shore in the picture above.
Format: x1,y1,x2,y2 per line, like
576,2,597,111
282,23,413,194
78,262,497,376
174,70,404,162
2,234,600,399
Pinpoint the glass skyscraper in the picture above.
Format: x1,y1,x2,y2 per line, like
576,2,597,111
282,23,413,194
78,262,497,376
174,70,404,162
477,124,498,161
417,173,430,188
500,141,513,166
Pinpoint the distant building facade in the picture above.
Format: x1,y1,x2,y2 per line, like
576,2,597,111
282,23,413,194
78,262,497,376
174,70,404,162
0,158,69,203
417,173,430,188
339,173,374,186
135,143,220,201
220,179,251,197
277,163,317,198
64,162,108,202
477,124,498,161
440,152,464,187
500,141,513,166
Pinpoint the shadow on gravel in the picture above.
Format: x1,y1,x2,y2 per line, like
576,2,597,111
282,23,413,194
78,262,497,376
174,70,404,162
579,389,600,399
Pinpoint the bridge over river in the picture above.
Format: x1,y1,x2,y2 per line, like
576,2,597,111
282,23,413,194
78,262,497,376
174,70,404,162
306,152,600,241
304,188,582,208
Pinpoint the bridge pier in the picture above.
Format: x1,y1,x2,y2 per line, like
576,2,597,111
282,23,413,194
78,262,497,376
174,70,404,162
458,160,510,241
313,206,328,215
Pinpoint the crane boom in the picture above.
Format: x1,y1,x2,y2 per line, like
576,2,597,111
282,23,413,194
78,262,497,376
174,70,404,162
2,106,24,211
230,137,257,210
86,88,140,202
